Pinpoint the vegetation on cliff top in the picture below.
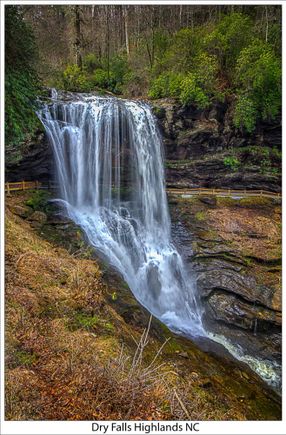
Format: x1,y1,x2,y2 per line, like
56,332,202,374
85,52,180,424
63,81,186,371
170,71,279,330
5,5,281,151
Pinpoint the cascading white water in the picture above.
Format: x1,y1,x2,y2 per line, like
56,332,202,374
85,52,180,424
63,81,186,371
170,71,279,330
38,94,205,337
38,92,280,388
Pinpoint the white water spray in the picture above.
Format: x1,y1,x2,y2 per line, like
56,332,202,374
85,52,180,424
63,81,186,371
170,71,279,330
38,94,204,337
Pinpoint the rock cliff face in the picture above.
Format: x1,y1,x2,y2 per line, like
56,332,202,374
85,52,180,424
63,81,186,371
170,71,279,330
5,133,54,183
170,194,282,367
151,99,281,192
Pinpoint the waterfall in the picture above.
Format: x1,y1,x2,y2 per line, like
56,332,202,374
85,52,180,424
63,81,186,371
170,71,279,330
38,94,205,337
38,92,281,388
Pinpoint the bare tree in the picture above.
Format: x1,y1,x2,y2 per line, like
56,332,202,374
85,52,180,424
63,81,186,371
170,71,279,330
74,5,83,69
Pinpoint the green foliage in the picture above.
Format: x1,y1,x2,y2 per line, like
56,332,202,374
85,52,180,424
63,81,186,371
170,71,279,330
267,23,282,55
194,52,219,93
237,146,281,172
205,13,253,74
147,11,281,132
110,54,129,86
15,350,37,367
180,74,209,108
25,190,53,213
149,29,218,107
5,6,41,149
149,69,211,108
233,94,257,133
83,53,101,73
223,156,240,171
235,40,281,128
162,27,205,73
72,312,99,331
148,72,184,99
61,54,129,94
62,64,91,92
92,68,111,88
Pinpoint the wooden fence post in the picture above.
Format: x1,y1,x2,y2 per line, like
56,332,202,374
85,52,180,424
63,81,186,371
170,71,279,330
6,183,11,196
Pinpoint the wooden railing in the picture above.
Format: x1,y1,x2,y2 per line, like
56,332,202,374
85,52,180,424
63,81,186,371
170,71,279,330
166,187,281,198
5,181,281,198
5,180,57,194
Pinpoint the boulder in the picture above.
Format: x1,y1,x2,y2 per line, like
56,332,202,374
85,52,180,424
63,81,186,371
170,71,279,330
28,211,47,224
8,204,33,219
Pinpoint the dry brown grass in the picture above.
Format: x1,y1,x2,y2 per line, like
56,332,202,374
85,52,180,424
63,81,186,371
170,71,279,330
5,197,279,421
5,209,173,420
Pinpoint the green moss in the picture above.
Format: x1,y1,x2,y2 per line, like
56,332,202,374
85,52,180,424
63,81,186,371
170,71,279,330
195,211,206,221
223,156,240,171
104,322,115,332
244,257,253,267
25,190,53,212
238,197,274,208
70,312,99,331
15,350,37,367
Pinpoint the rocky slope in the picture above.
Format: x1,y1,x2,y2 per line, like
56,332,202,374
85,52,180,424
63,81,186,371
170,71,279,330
5,191,281,420
169,194,282,370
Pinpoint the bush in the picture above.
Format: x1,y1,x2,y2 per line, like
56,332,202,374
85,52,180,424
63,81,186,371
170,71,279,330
233,93,257,133
194,52,218,93
62,64,91,92
5,69,41,148
92,68,110,88
83,53,101,73
148,72,184,99
235,40,281,126
110,54,129,85
205,12,253,74
238,146,281,169
180,74,209,108
163,27,205,73
223,156,240,171
25,190,53,213
149,71,210,108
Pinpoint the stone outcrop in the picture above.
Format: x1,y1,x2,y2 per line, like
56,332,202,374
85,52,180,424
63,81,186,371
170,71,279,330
5,132,54,183
151,99,281,192
170,195,282,364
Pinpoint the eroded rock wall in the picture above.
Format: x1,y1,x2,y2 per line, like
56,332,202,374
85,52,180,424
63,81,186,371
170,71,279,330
170,195,282,363
152,99,281,192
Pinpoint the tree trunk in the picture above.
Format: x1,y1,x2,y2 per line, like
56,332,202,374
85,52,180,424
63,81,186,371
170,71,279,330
74,5,82,69
106,6,110,80
265,6,269,43
124,6,130,58
179,5,183,26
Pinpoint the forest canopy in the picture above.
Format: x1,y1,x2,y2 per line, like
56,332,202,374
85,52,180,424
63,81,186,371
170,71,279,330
5,4,281,149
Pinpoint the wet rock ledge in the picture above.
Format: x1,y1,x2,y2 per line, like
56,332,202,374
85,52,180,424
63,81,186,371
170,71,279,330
151,99,281,192
170,194,282,365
